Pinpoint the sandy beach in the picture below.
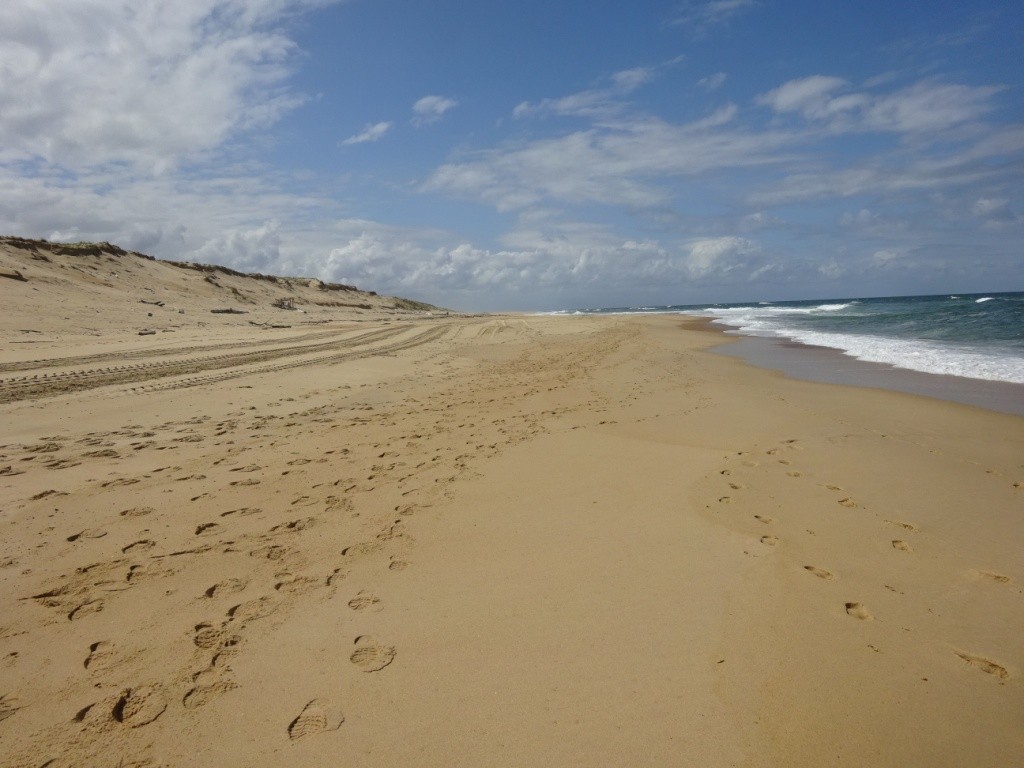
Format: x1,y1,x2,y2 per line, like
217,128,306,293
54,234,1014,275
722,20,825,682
2,242,1023,767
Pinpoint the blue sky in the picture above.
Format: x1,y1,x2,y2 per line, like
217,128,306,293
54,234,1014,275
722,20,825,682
1,1,1022,310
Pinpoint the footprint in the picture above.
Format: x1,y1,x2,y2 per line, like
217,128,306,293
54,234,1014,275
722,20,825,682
182,679,237,709
68,599,104,621
892,540,912,552
977,571,1012,584
886,520,919,532
204,578,248,598
287,698,344,740
955,650,1009,679
122,539,156,554
227,596,276,624
350,636,396,672
112,686,166,727
193,622,230,649
195,522,219,535
759,535,778,546
120,505,154,517
66,528,107,542
803,566,834,580
845,602,873,620
347,591,382,612
388,558,409,571
273,573,319,595
838,498,857,508
753,515,774,524
250,544,288,560
84,640,116,670
0,694,19,723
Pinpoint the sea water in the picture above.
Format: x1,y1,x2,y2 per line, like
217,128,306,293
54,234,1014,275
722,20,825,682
549,292,1024,386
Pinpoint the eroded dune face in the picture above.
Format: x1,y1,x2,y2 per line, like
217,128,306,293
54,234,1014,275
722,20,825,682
0,236,443,342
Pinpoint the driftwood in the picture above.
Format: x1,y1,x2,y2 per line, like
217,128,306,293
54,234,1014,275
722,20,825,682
249,321,292,329
210,308,247,314
140,299,165,307
138,330,157,336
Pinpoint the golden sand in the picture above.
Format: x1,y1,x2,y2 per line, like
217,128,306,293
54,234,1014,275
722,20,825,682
2,242,1022,766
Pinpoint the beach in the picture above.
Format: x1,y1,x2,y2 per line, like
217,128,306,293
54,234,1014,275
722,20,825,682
2,247,1023,766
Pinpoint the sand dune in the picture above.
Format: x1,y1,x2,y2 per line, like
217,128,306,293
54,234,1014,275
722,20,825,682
1,241,1022,766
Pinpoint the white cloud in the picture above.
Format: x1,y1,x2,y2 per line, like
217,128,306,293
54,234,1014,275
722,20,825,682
412,95,459,126
0,0,335,171
739,211,782,231
757,76,999,135
342,121,392,145
971,198,1010,218
685,236,759,276
756,76,852,117
861,82,1001,134
610,67,654,92
0,161,336,268
871,247,909,266
513,65,657,120
427,109,794,210
194,221,283,272
971,197,1017,228
750,137,1016,206
671,0,756,34
697,72,728,91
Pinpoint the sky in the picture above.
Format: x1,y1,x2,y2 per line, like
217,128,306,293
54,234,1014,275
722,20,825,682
1,1,1022,311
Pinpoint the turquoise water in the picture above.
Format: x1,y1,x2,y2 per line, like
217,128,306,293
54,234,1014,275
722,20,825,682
547,292,1024,385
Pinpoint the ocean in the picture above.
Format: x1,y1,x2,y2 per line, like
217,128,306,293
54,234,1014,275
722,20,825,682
548,292,1024,387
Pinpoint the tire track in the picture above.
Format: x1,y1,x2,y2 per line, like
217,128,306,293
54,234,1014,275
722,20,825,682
134,325,451,395
0,327,365,374
0,325,436,404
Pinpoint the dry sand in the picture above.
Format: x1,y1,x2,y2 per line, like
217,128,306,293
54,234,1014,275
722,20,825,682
2,241,1023,766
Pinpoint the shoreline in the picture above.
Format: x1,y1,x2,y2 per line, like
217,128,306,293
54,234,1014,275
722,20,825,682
706,327,1024,417
1,313,1022,767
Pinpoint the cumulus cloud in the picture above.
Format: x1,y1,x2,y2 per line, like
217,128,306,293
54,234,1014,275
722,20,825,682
685,236,759,276
412,95,458,126
194,221,283,272
307,216,772,308
0,0,335,171
342,121,392,145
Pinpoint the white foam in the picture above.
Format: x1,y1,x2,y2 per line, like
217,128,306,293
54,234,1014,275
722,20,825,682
781,330,1024,384
705,302,853,317
689,307,1024,384
976,297,994,303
